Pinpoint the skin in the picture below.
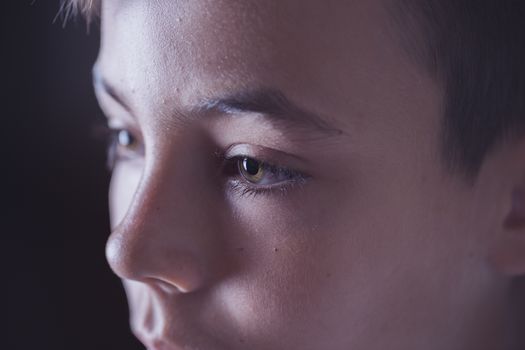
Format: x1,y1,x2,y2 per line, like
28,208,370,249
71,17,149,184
93,0,525,349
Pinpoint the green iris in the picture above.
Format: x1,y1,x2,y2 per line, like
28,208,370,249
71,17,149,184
240,157,265,183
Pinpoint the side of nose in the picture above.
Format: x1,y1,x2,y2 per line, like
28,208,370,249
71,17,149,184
105,151,225,293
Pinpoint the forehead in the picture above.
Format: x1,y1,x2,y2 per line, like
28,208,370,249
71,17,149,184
97,0,427,133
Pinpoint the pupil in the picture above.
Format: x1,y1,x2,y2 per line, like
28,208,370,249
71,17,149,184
243,158,260,176
118,130,133,147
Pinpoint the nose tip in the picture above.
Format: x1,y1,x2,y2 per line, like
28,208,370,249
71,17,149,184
105,229,139,280
105,223,206,294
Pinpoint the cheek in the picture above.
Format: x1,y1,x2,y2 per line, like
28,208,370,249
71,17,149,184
208,169,481,347
206,187,364,346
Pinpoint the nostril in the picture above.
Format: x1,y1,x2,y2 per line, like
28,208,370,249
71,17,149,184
151,338,171,350
147,278,184,295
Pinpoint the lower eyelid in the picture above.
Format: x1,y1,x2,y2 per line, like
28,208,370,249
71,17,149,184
227,178,302,198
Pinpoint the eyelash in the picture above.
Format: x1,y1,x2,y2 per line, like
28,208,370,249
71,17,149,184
100,125,308,198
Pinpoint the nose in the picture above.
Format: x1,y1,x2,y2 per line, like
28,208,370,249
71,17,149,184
105,151,225,293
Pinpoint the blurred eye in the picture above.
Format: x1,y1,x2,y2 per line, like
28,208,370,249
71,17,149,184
116,129,138,150
106,128,143,169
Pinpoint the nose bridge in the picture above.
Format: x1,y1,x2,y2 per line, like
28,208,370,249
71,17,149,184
106,151,221,293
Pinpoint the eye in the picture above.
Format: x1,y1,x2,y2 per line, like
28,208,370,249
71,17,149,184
106,128,144,169
223,155,308,197
236,156,298,186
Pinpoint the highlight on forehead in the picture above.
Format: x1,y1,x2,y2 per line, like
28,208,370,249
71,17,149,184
60,0,101,22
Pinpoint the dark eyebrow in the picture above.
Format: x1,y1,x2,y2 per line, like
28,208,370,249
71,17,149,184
93,67,343,137
195,89,343,136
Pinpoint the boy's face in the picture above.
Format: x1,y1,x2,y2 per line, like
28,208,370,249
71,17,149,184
95,0,520,349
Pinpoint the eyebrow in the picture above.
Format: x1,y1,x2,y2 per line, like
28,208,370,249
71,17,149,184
93,69,343,137
195,89,343,136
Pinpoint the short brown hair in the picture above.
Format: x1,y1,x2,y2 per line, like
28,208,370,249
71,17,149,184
390,0,525,180
60,0,100,23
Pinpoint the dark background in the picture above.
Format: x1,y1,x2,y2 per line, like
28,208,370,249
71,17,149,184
4,1,142,349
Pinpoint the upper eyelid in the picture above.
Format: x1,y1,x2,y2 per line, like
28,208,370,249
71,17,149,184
224,155,308,186
226,155,292,173
223,145,309,176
